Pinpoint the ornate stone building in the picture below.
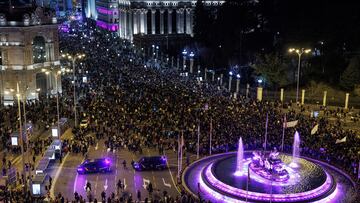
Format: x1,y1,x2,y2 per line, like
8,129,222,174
118,0,224,41
0,5,61,105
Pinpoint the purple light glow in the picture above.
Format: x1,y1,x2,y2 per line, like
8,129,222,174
203,163,335,202
104,158,111,165
97,7,117,15
96,20,119,32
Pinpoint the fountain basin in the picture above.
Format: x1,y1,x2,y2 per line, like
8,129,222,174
182,151,354,203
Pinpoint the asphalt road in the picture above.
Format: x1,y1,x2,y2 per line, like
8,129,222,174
51,139,190,201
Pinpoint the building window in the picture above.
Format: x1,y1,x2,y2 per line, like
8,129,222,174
32,36,46,63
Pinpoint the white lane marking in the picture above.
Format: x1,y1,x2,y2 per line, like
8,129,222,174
73,157,85,193
83,180,88,191
165,152,181,193
162,178,171,188
50,153,70,198
142,178,150,190
123,178,127,189
104,178,108,190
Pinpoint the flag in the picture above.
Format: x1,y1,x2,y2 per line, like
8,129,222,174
286,120,298,128
311,124,319,135
335,136,347,144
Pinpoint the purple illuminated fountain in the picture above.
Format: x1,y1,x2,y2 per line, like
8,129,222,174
234,137,244,176
182,134,354,203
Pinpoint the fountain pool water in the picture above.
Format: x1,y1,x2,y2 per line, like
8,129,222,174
234,137,244,176
290,131,301,168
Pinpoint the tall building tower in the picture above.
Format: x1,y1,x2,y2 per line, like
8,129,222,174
0,4,61,105
95,0,119,32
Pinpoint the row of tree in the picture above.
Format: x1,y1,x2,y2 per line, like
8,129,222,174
193,0,360,91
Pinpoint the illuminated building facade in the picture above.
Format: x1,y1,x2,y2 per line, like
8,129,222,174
0,5,61,105
118,0,224,41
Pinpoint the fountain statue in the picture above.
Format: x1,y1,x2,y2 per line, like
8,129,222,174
234,137,244,176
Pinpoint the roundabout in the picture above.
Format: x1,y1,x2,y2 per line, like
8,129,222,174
182,150,356,203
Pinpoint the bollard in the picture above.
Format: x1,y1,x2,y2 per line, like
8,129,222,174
204,68,207,81
323,91,327,107
220,74,223,86
246,84,250,98
257,87,263,101
345,93,349,109
301,89,305,105
189,58,194,74
280,88,284,102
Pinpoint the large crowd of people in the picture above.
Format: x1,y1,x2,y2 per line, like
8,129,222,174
0,19,359,202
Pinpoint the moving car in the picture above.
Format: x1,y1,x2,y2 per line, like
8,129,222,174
132,156,167,171
77,158,112,174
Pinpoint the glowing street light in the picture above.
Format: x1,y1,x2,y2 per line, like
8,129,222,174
182,49,188,71
189,52,195,74
61,53,86,127
236,74,241,93
228,71,233,92
289,48,311,104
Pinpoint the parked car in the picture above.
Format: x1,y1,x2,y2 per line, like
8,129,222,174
132,156,167,171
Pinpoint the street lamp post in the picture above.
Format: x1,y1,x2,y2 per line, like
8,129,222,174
236,74,241,94
45,71,50,98
288,48,311,104
189,52,194,74
204,68,208,81
156,46,159,60
228,71,233,92
61,53,85,127
55,71,61,139
21,85,31,186
0,65,3,106
182,49,187,71
16,83,26,192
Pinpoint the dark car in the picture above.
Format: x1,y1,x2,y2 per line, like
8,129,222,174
132,156,167,171
77,158,112,174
